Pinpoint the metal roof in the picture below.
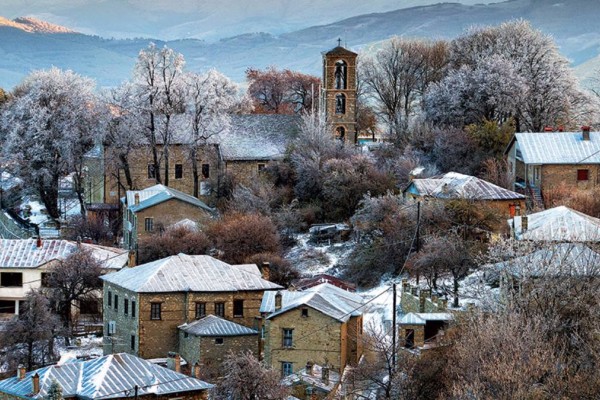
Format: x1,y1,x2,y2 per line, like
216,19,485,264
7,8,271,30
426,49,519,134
514,131,600,164
101,254,282,293
508,206,600,242
179,315,258,337
399,312,453,325
405,172,525,201
219,114,300,161
0,239,127,270
487,243,600,278
0,353,213,399
124,184,214,214
261,283,364,322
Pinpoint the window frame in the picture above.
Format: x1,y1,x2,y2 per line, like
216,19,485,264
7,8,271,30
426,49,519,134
301,308,309,318
147,164,156,179
144,217,154,232
0,272,23,287
282,328,293,348
124,298,129,316
114,294,119,311
150,302,162,320
214,302,225,317
577,169,589,181
215,337,224,345
233,299,244,318
195,302,206,319
201,163,210,179
130,335,135,351
108,290,112,307
132,300,136,318
175,163,183,179
282,361,293,377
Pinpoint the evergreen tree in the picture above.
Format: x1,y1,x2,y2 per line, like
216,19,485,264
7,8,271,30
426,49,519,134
45,379,63,400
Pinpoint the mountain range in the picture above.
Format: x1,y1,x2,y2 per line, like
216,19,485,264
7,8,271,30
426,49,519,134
1,0,599,90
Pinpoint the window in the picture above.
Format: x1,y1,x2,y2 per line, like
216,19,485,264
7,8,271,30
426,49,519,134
41,273,52,287
215,337,224,345
130,335,135,351
257,163,266,173
132,300,136,318
195,302,206,319
114,295,119,311
282,328,293,348
282,362,293,377
144,218,154,232
335,126,346,141
184,332,189,338
107,321,116,336
108,291,112,307
0,300,15,314
202,164,210,179
150,302,161,320
215,302,225,317
301,308,309,318
334,60,347,89
233,300,244,317
335,93,346,114
124,298,129,316
1,272,22,287
577,169,589,181
147,164,156,179
175,164,183,179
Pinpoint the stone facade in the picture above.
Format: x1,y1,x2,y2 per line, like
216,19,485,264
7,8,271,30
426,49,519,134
322,46,358,145
401,282,447,314
264,307,363,376
103,283,266,359
399,324,426,348
224,160,270,187
179,331,258,380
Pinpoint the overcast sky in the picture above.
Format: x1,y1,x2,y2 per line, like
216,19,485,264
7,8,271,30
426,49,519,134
0,0,506,40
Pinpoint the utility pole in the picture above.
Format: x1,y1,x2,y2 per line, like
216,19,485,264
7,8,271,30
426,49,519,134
392,283,397,371
134,385,139,400
416,201,421,252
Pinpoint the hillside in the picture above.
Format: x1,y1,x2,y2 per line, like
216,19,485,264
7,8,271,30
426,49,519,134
0,0,599,89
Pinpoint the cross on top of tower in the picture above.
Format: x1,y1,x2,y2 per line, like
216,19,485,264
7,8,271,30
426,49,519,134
337,38,342,47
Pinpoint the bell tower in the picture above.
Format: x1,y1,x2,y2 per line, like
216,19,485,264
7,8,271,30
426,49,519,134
321,40,358,144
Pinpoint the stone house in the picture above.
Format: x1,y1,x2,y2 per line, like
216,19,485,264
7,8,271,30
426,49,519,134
261,283,364,377
403,171,526,220
178,314,258,380
0,353,212,400
0,238,127,318
100,253,281,359
505,127,600,205
282,362,341,400
121,184,215,250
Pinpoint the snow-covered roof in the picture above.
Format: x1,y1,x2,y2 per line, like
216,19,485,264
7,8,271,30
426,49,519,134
405,172,525,201
179,314,258,337
0,353,212,399
169,218,199,231
124,184,214,214
0,239,127,270
219,114,300,161
261,283,364,322
509,206,600,241
487,243,600,278
399,312,453,325
513,131,600,164
101,254,282,293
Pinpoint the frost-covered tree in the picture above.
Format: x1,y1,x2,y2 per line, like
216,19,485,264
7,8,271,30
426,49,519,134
1,68,100,218
184,70,238,197
360,38,448,141
45,380,63,400
133,43,186,186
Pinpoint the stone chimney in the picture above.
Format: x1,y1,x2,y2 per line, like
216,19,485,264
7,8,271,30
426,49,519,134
305,361,314,375
582,126,591,141
193,362,201,379
167,352,181,373
321,366,329,385
32,373,40,395
274,291,282,311
36,237,42,248
260,262,271,281
134,193,140,206
17,365,26,380
522,216,529,233
128,250,136,267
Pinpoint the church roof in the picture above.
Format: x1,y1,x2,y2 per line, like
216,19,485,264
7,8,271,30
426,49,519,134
324,46,358,57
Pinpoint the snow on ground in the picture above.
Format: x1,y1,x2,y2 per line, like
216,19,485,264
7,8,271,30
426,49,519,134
55,335,104,361
285,233,355,276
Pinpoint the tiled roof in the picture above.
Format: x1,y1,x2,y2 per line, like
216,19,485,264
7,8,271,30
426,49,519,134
0,353,212,399
514,131,600,164
101,254,282,293
487,243,600,277
324,46,358,57
405,172,525,201
179,315,258,337
0,239,127,270
219,114,300,161
261,283,364,322
509,206,600,241
124,184,214,214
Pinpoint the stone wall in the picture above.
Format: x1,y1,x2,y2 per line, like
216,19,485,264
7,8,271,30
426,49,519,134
401,281,447,314
398,324,425,348
541,163,600,193
224,160,271,187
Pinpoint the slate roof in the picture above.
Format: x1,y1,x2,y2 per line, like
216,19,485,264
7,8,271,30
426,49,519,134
0,353,212,399
513,131,600,164
179,315,258,337
101,254,282,293
0,239,128,270
261,283,364,323
218,114,300,161
124,184,214,214
487,243,600,278
405,172,525,201
509,206,600,241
